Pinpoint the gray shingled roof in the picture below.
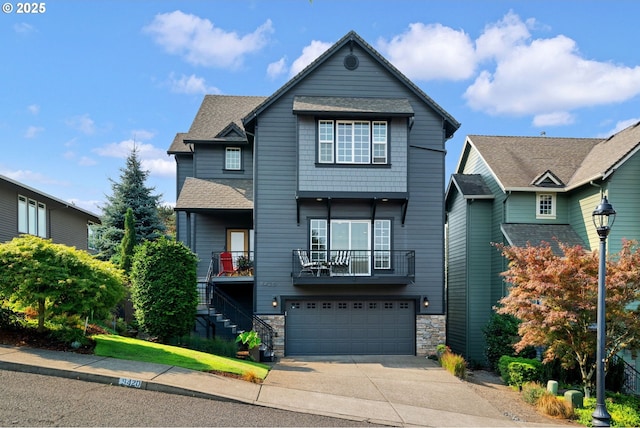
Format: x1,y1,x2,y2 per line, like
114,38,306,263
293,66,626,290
467,135,602,190
175,178,253,211
571,121,640,187
293,96,414,115
167,96,266,155
467,121,640,191
187,95,266,141
501,223,585,255
449,174,494,198
243,31,460,138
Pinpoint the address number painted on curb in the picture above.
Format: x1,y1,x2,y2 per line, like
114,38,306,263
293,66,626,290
118,377,143,389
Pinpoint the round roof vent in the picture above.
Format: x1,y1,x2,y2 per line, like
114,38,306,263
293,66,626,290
344,54,359,71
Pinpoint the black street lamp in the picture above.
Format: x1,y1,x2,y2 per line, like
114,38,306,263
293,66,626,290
591,196,616,427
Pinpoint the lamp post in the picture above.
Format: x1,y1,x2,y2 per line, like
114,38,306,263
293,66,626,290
591,196,616,427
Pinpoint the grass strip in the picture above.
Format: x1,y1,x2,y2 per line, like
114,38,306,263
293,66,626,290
93,334,269,379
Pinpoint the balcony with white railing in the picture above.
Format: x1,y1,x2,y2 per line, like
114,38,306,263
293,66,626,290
292,249,415,285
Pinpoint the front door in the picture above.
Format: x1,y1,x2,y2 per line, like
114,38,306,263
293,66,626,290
226,229,253,262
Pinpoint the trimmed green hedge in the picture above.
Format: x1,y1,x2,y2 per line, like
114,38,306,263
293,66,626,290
498,355,542,387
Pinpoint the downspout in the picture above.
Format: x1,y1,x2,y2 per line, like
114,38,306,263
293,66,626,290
501,191,511,297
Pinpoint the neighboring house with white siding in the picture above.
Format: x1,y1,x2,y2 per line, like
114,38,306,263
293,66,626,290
168,31,460,358
0,174,100,251
445,123,640,371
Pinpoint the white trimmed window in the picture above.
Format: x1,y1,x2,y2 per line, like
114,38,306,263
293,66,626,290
225,147,241,170
318,120,387,165
536,193,556,219
18,195,47,237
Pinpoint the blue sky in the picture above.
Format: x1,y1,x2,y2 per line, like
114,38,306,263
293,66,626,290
2,1,640,215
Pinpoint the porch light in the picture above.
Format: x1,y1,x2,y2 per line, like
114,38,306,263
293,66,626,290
423,296,429,308
272,296,279,308
592,196,616,234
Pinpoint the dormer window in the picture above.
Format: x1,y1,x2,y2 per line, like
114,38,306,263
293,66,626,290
318,120,388,165
536,193,556,219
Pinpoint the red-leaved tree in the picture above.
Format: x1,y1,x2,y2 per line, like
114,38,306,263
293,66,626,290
494,239,640,396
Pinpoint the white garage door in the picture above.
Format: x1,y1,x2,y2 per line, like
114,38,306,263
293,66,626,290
285,299,415,355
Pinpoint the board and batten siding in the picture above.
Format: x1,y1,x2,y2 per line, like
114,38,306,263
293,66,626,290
254,41,450,314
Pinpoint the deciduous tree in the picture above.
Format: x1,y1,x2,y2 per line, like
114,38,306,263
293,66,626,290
0,235,126,331
494,240,640,397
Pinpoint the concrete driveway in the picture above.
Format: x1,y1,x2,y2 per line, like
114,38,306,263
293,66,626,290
259,355,545,427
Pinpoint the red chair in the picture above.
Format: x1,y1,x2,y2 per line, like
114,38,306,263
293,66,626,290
217,252,236,276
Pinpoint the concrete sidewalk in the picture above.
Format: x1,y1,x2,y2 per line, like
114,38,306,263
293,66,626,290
0,345,561,427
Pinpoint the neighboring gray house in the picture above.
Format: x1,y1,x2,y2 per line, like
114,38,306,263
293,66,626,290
0,174,100,250
169,31,460,358
445,123,640,368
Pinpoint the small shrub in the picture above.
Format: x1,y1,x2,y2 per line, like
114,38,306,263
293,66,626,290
575,394,640,427
498,355,542,387
521,381,546,405
0,305,25,329
236,330,261,350
536,392,574,419
440,351,467,379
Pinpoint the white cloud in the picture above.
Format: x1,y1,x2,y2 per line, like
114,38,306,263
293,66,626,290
67,198,102,215
463,13,640,120
267,57,287,79
168,73,220,95
24,125,44,138
144,11,273,68
142,157,176,178
66,114,95,135
377,22,476,81
532,111,575,127
94,138,173,178
13,23,34,34
289,40,332,77
601,118,640,137
27,104,40,115
78,156,97,166
1,169,67,186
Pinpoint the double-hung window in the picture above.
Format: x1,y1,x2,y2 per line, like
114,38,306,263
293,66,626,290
318,120,387,165
18,195,46,237
225,147,241,170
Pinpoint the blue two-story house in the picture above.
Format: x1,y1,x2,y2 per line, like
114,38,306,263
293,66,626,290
445,124,640,369
169,31,460,358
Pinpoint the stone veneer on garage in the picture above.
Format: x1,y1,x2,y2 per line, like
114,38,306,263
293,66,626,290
258,314,445,358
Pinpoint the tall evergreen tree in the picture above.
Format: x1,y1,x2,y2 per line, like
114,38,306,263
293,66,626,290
93,146,165,260
120,208,136,274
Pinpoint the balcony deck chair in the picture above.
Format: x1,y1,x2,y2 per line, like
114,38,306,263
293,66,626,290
296,249,324,276
330,250,350,275
217,251,236,276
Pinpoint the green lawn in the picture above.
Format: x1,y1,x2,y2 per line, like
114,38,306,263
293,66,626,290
93,334,270,380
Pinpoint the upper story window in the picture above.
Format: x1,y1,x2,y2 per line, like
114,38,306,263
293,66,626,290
225,147,241,170
536,193,556,219
318,120,388,165
18,195,46,237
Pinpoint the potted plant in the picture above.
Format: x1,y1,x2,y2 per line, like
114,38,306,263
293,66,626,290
235,330,261,361
235,256,254,275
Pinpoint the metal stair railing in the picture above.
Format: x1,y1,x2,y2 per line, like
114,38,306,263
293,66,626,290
612,354,640,396
210,287,275,356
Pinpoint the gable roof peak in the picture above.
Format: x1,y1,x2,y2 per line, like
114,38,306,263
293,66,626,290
242,30,459,138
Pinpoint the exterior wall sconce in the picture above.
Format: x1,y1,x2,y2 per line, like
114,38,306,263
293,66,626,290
272,296,279,308
423,296,429,308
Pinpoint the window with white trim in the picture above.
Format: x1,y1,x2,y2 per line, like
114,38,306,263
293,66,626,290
318,120,387,165
536,193,556,219
225,147,241,170
18,195,47,237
